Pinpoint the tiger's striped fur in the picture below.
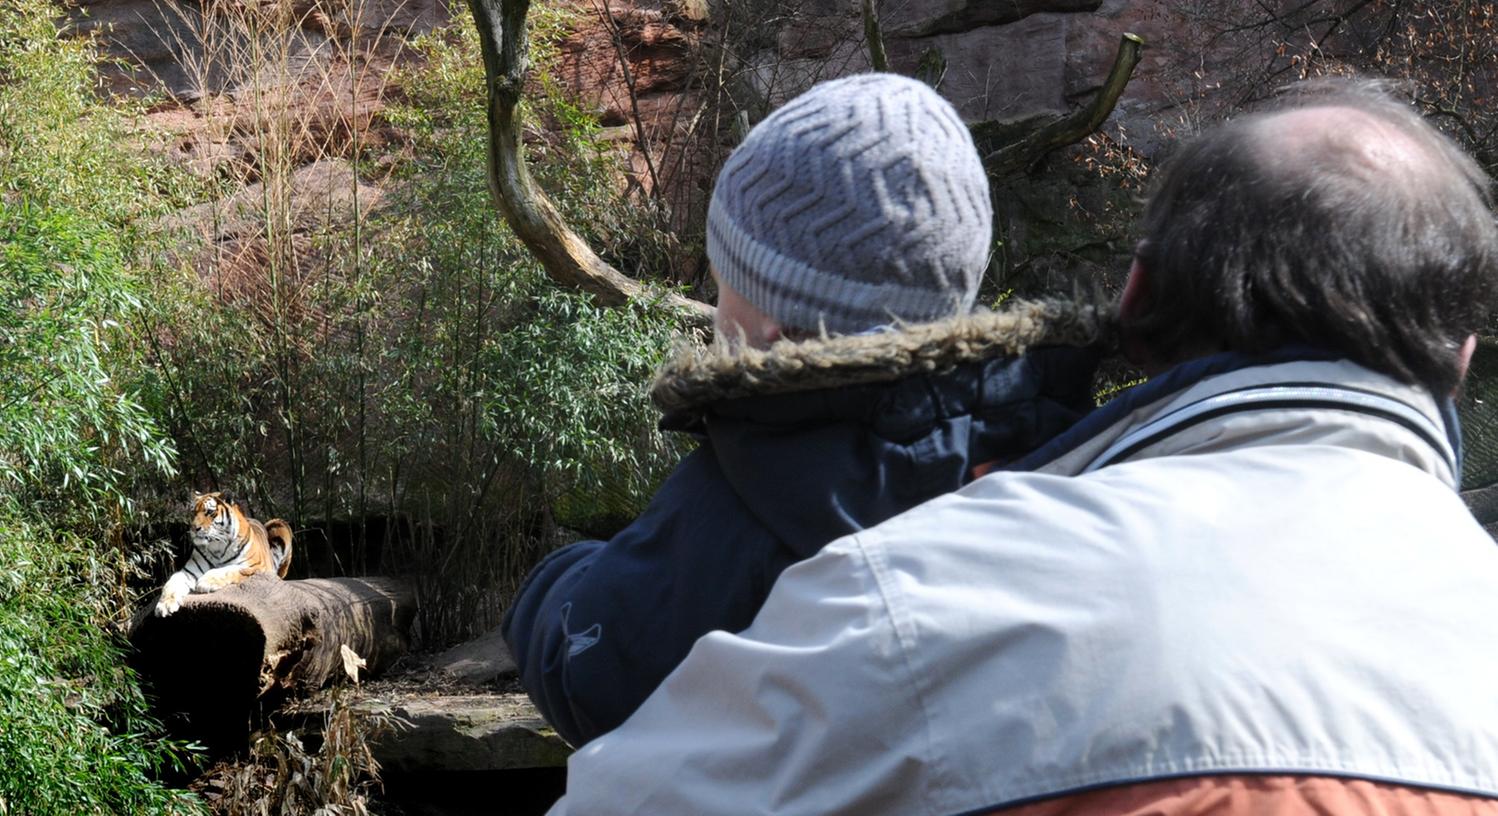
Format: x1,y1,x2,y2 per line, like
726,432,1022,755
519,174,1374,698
154,492,294,617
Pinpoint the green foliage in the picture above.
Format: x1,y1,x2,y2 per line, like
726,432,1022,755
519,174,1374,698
383,24,683,504
0,504,203,815
0,202,176,513
0,2,202,808
365,22,687,636
0,0,196,520
0,0,198,226
0,0,120,213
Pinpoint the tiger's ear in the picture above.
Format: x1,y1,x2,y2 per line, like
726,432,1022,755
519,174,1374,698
219,491,238,508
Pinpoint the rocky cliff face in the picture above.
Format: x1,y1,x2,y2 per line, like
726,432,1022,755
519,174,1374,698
709,0,1273,291
68,0,1262,295
725,0,1264,151
64,0,1270,167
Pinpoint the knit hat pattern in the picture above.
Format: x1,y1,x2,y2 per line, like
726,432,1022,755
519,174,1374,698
707,73,993,335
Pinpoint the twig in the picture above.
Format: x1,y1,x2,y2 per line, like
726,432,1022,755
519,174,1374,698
594,0,664,197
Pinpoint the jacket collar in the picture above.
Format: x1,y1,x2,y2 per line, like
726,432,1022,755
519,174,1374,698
649,299,1110,417
1019,355,1461,488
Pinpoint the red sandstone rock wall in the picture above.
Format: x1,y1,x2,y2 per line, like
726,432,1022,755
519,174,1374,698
62,0,1307,172
64,0,1286,295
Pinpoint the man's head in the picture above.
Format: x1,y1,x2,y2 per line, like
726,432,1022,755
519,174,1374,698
707,73,993,347
1122,80,1498,394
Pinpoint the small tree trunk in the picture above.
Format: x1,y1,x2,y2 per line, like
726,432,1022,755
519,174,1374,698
465,0,714,330
130,574,414,752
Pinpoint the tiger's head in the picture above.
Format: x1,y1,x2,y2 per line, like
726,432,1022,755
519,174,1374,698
190,491,245,559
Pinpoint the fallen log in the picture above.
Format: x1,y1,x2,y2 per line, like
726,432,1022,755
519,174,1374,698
129,574,414,751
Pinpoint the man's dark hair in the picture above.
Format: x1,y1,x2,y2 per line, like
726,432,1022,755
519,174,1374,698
1127,80,1498,394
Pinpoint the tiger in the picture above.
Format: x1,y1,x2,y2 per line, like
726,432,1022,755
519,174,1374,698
154,491,294,617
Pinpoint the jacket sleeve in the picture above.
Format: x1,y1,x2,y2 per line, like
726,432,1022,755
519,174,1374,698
502,447,796,748
545,532,935,816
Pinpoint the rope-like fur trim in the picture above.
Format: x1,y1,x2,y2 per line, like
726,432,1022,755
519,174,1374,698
650,298,1114,413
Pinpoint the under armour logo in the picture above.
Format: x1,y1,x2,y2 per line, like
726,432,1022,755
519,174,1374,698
560,602,602,658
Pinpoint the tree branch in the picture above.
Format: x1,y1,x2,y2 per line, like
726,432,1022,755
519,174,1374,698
594,0,664,196
465,0,713,329
862,0,888,72
983,33,1145,176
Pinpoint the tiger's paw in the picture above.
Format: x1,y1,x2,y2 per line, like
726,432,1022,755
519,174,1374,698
193,571,238,592
155,573,193,617
155,588,185,617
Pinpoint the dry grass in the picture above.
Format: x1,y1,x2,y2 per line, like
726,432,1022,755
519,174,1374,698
190,688,398,815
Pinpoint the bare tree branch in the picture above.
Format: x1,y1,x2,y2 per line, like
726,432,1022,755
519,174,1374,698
594,0,664,196
983,32,1145,176
465,0,713,329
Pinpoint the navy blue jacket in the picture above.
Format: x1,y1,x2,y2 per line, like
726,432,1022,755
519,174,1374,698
503,315,1102,747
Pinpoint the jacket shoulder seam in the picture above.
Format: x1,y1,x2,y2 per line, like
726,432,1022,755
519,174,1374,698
854,533,961,816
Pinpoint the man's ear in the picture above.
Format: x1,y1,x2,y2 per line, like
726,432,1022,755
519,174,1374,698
1456,334,1478,394
1119,256,1155,369
1120,256,1149,326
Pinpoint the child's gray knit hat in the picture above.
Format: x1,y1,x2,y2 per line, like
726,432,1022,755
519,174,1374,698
707,73,993,335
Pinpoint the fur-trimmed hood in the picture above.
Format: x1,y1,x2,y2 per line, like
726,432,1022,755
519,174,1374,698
505,299,1112,750
650,298,1114,415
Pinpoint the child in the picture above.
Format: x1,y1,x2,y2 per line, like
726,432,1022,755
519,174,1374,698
503,73,1101,747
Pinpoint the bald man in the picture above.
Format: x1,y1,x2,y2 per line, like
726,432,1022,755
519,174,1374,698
544,80,1498,815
